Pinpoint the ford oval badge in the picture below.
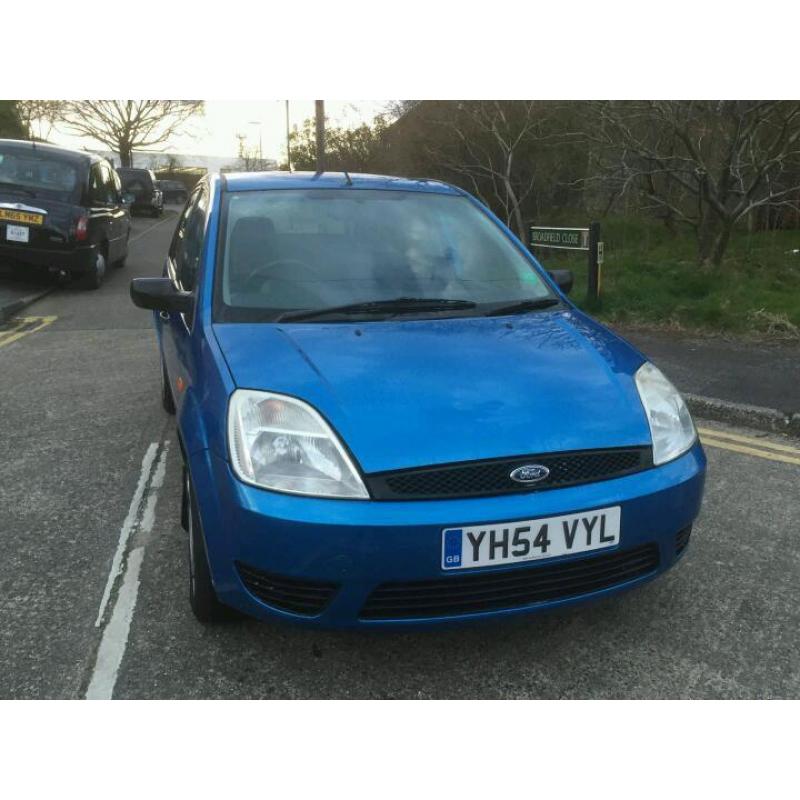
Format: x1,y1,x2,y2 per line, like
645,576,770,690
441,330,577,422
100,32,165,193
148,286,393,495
509,464,550,484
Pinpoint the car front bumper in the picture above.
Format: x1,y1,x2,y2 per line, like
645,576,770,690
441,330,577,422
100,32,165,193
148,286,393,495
189,441,706,629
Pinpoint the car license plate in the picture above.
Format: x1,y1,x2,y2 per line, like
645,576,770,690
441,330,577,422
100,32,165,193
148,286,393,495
6,224,29,243
442,506,621,570
0,208,44,226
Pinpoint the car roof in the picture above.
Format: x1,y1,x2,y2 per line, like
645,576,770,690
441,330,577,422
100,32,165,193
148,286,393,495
220,171,460,195
0,138,101,165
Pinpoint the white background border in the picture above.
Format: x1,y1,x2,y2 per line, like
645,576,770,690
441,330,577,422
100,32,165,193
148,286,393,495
2,0,797,795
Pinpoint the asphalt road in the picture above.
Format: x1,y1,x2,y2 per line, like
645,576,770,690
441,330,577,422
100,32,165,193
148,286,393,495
1,215,798,699
620,328,800,414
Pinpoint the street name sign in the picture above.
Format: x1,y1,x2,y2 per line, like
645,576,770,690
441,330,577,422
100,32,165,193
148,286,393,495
529,226,589,251
529,222,603,301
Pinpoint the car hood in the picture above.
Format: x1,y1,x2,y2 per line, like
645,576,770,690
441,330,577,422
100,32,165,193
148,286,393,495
212,310,651,474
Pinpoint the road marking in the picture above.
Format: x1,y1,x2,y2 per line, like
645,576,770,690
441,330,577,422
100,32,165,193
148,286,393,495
94,443,158,627
129,212,176,244
696,426,800,456
0,315,57,349
85,548,145,700
700,434,800,466
86,441,170,699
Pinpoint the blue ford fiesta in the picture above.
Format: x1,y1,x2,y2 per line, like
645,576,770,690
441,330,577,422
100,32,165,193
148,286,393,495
131,172,706,628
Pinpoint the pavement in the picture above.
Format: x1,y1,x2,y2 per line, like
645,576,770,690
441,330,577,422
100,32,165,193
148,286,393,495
0,269,55,323
618,328,800,417
1,213,799,699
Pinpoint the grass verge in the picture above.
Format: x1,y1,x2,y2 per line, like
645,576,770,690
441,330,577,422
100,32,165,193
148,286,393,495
532,218,800,339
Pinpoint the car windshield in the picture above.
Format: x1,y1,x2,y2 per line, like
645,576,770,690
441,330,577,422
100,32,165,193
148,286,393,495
215,189,555,322
0,147,80,201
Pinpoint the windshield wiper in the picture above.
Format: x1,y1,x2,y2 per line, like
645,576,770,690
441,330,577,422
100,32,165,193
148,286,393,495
277,297,477,322
484,297,560,317
0,182,37,198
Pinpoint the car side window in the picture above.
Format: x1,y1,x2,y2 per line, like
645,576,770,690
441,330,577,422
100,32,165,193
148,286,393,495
88,165,106,205
109,166,122,200
89,164,117,205
169,188,207,292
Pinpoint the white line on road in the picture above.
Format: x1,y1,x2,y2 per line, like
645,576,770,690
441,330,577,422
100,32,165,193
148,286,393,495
85,547,146,700
86,442,170,699
94,443,158,627
129,212,176,245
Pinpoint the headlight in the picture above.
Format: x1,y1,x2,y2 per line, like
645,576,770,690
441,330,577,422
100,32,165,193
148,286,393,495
228,389,369,499
635,362,697,465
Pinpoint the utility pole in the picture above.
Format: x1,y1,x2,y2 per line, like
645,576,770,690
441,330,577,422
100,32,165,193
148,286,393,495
248,120,262,168
315,100,325,173
285,100,292,171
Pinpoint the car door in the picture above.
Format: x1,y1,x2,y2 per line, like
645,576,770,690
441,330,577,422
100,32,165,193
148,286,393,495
159,185,207,414
107,165,131,259
87,164,113,252
87,162,125,261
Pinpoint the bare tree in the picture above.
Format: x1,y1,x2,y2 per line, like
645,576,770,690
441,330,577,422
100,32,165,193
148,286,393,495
233,133,276,172
57,101,203,167
424,101,549,240
15,100,65,141
591,101,800,266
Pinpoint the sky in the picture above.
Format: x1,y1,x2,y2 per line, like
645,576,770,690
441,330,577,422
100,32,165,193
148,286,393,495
46,100,391,163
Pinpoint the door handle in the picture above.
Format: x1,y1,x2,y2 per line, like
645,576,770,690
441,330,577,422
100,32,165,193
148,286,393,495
159,311,170,321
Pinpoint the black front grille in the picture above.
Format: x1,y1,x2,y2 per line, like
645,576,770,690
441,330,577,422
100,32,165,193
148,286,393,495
675,525,692,555
236,562,338,616
360,544,659,620
366,447,652,500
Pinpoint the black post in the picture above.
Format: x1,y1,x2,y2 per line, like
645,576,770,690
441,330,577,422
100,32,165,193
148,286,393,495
315,100,325,173
587,221,601,303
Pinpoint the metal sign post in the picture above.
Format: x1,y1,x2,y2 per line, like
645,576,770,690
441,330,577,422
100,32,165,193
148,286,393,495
529,222,603,302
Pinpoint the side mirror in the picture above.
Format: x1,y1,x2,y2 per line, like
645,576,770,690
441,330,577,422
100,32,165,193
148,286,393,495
130,277,194,315
548,269,574,295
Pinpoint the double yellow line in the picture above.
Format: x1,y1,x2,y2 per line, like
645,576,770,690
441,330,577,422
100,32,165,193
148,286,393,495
698,426,800,466
0,315,57,349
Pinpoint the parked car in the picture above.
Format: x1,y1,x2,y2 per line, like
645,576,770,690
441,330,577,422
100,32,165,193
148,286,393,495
131,172,706,628
117,167,163,217
0,139,131,289
157,179,189,205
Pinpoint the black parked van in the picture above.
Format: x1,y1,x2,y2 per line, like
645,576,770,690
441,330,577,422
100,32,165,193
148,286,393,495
0,139,132,289
117,167,164,217
156,179,188,204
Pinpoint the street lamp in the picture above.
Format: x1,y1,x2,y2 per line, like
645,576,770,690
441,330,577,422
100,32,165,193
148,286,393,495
285,100,292,172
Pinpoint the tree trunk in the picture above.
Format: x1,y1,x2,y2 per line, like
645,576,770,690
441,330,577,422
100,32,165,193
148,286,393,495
502,175,526,242
698,215,733,267
119,141,132,168
710,222,734,266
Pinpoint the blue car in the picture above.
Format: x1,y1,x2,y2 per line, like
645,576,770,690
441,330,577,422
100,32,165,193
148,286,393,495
130,172,706,628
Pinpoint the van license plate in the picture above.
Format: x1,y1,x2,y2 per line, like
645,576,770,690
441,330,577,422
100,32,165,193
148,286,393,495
6,225,29,243
442,506,621,570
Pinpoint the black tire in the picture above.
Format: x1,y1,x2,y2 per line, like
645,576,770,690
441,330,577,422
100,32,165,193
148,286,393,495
161,356,176,415
151,206,162,218
78,247,106,290
185,466,239,623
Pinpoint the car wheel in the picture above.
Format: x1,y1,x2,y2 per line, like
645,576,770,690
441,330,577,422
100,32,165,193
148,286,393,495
151,207,161,218
79,248,106,290
160,356,176,415
185,465,239,623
